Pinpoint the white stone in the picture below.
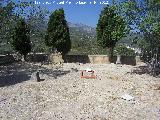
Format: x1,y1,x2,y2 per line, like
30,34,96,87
121,94,134,101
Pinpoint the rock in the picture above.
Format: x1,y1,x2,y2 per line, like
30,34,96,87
121,94,134,101
71,68,78,72
49,52,64,65
116,55,121,64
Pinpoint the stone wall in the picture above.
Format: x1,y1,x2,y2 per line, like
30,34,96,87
88,55,110,64
49,53,64,65
26,54,111,64
120,56,136,66
0,53,140,66
65,55,136,65
26,53,49,63
64,55,110,64
64,55,90,63
0,55,15,65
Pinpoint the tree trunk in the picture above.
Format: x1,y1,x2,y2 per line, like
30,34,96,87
61,52,66,63
109,47,113,63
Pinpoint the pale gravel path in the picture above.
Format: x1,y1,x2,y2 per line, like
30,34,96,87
0,63,160,120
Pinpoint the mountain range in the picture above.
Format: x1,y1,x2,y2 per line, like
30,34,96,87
68,22,96,35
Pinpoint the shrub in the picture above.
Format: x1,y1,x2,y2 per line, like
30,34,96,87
114,45,136,56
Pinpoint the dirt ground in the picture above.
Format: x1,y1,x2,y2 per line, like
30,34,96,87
0,62,160,120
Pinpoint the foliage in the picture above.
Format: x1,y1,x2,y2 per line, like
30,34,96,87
45,8,71,55
118,0,142,30
0,0,33,41
13,1,49,53
0,1,32,54
114,45,136,56
139,1,160,61
0,1,16,42
96,5,127,60
0,44,13,55
0,1,49,54
11,18,31,60
26,1,49,50
69,39,108,55
119,0,160,62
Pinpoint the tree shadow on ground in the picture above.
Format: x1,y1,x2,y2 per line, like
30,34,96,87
0,71,31,87
128,65,160,77
131,66,149,75
0,62,70,87
39,68,70,79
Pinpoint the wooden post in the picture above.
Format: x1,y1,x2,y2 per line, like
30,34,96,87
36,72,40,82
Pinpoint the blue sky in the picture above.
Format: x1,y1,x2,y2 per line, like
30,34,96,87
33,0,113,27
5,0,142,27
10,0,128,27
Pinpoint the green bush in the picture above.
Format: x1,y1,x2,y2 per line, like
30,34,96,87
114,45,136,56
69,39,109,55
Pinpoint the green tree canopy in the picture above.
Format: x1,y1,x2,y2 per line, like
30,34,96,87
0,1,16,41
11,18,31,60
114,45,136,56
45,8,71,55
96,5,127,61
0,0,34,54
115,0,160,61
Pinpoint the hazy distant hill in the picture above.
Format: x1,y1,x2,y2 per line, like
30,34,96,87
34,21,96,40
118,33,143,48
68,22,96,36
67,22,96,42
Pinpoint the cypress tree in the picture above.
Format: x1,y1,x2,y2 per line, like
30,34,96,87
45,8,71,55
96,5,126,62
12,18,31,61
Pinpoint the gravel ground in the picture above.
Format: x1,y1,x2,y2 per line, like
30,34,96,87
0,62,160,120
